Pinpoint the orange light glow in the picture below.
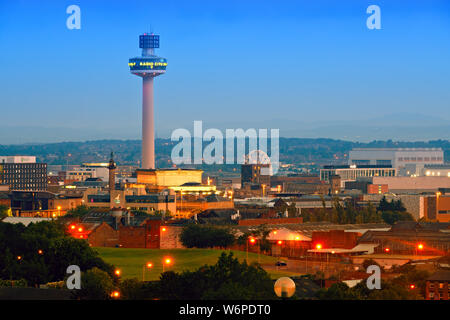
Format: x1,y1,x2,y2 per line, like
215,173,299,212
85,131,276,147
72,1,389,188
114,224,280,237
146,262,153,268
315,244,322,250
161,227,167,232
410,284,415,289
295,236,300,241
70,225,76,230
277,240,283,245
17,256,22,260
115,269,121,276
78,227,83,232
249,238,256,244
385,248,390,253
417,244,424,250
38,250,43,255
164,258,172,265
111,291,120,298
79,235,83,239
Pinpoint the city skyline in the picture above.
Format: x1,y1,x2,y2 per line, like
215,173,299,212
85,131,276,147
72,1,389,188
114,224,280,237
0,0,449,144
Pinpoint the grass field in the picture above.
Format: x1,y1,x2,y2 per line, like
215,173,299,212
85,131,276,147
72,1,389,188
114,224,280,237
95,247,299,281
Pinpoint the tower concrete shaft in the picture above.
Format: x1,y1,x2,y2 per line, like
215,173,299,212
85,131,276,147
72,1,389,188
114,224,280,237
142,76,155,169
129,33,167,169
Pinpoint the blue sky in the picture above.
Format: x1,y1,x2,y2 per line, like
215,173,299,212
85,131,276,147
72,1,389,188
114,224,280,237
0,0,449,143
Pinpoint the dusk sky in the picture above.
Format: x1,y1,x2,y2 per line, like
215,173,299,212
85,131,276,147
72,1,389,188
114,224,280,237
0,0,449,143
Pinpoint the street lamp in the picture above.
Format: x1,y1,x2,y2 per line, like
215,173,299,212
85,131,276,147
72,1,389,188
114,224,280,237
163,258,172,273
114,269,121,277
247,237,259,263
142,262,153,281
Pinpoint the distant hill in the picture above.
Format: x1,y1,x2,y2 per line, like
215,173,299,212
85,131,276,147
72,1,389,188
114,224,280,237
0,138,449,168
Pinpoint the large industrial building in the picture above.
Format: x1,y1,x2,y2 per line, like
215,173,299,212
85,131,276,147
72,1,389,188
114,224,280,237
349,148,444,176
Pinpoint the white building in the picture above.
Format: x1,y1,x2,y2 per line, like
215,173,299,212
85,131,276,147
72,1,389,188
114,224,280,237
0,156,36,164
349,148,444,176
66,163,109,182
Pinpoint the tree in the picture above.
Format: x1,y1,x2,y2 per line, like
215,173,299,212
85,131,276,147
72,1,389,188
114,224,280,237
0,220,113,286
0,205,9,219
76,267,115,300
381,211,414,225
65,205,90,218
157,252,276,300
118,278,145,300
316,282,362,300
180,224,235,248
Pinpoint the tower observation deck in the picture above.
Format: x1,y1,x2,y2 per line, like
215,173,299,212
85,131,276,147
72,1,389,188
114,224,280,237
129,33,167,169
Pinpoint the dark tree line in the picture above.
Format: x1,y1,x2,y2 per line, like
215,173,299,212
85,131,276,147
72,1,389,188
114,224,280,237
0,221,114,286
180,224,235,248
302,197,414,225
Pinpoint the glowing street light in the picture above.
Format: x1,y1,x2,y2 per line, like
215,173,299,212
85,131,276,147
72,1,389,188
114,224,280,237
277,240,283,245
38,249,43,255
17,256,22,261
409,284,416,290
417,243,424,251
385,247,390,253
114,269,121,277
163,257,173,273
111,291,120,299
142,262,153,281
316,243,323,250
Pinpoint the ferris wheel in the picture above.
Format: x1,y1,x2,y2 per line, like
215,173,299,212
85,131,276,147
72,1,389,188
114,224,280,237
245,150,272,175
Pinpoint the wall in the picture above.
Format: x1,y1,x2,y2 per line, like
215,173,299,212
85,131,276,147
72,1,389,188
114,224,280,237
88,223,119,247
238,217,303,226
311,230,360,249
159,225,184,249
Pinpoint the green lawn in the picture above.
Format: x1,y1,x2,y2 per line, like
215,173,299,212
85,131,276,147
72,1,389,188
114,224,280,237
95,247,296,281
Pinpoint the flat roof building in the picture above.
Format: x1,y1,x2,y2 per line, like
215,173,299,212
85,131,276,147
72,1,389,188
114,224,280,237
349,148,444,176
320,165,395,187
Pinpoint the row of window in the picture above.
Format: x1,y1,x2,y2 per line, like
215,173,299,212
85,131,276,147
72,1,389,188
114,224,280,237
398,157,443,162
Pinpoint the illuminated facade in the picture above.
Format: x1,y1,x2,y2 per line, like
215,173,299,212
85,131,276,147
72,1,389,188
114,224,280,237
129,33,167,169
136,168,202,188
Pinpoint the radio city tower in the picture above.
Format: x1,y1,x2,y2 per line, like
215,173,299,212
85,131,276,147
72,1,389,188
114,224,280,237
129,33,167,169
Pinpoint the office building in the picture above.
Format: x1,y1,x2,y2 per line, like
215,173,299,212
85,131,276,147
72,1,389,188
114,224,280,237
0,157,47,191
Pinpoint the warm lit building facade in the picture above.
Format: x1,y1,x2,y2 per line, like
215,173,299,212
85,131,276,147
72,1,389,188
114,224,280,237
422,193,450,222
136,168,203,190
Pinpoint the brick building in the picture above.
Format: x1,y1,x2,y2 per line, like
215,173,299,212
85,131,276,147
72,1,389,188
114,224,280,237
426,270,450,300
311,230,360,250
358,221,450,255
